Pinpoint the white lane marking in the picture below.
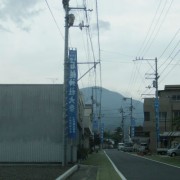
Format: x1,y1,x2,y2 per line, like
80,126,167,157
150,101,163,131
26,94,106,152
104,150,127,180
129,153,180,169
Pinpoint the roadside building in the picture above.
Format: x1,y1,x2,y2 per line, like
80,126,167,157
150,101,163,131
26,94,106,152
132,126,150,143
143,85,180,152
0,84,85,163
83,104,93,149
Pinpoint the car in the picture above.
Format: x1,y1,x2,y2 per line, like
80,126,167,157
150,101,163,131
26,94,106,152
137,143,150,154
167,144,180,157
123,142,133,152
117,143,125,151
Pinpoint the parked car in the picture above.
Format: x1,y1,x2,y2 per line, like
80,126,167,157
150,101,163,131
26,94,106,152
157,148,168,155
117,143,125,151
123,142,133,152
167,144,180,157
138,143,149,154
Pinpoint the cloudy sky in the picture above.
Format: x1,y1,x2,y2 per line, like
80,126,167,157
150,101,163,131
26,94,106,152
0,0,180,101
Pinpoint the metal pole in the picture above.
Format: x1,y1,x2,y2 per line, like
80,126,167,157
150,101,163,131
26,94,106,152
62,0,69,166
122,109,124,142
130,98,132,138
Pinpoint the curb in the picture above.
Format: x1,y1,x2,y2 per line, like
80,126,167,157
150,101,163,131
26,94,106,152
56,164,79,180
104,151,127,180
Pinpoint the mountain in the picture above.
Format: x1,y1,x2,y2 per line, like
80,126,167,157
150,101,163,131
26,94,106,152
80,87,144,131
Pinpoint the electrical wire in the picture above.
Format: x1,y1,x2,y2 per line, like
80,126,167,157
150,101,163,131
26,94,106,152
159,28,180,60
159,48,180,82
141,0,168,56
136,0,163,56
44,0,64,40
143,0,174,56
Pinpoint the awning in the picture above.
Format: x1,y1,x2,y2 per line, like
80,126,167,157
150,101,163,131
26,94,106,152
160,131,180,137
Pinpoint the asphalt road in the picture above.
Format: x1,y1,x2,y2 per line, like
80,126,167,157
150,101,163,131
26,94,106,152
105,149,180,180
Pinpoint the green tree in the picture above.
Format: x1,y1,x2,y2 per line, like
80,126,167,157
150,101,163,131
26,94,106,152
111,127,123,145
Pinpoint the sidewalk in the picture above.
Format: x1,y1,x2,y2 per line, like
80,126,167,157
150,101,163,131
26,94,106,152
64,150,121,180
67,165,98,180
0,164,72,180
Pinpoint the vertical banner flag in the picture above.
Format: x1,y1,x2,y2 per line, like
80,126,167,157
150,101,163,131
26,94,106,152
93,118,98,130
154,98,160,142
67,49,78,138
100,123,104,143
131,118,136,138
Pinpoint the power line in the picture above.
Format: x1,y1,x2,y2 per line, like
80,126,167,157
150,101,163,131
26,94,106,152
143,27,180,82
159,28,180,59
143,0,174,56
159,40,180,73
159,48,180,84
44,0,64,39
141,0,168,56
136,0,163,56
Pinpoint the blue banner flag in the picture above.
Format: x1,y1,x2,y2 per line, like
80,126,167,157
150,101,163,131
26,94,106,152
66,49,78,138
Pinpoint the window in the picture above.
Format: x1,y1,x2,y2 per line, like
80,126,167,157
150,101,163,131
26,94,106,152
172,95,180,101
173,110,180,119
159,112,167,122
172,95,176,100
144,112,150,121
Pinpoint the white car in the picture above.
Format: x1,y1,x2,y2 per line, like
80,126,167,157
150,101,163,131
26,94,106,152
167,144,180,157
118,143,125,151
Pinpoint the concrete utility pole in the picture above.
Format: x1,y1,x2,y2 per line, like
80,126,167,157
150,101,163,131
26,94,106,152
154,57,160,149
62,0,91,166
123,97,133,139
119,107,125,142
62,0,70,166
134,57,160,149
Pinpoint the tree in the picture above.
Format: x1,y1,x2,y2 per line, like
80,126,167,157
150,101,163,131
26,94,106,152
111,127,123,145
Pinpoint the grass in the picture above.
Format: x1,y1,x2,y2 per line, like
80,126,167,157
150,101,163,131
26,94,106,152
81,150,121,180
139,154,180,167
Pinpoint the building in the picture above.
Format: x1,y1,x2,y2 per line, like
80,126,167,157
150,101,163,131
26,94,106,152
132,126,150,143
0,84,86,163
83,104,93,149
144,85,180,152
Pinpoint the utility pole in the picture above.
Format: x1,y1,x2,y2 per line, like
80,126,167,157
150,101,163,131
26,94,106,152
62,0,91,166
154,57,160,149
62,0,70,166
134,57,160,149
119,107,125,142
123,97,134,140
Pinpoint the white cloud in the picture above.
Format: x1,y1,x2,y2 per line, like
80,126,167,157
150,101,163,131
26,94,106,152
0,0,42,31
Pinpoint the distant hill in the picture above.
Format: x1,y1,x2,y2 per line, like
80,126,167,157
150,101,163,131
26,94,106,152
80,87,144,131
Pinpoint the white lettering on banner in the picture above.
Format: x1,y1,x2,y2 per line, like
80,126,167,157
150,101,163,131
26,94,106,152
69,96,75,104
67,49,78,138
69,88,76,96
69,104,75,112
68,79,76,86
70,63,76,69
70,70,77,79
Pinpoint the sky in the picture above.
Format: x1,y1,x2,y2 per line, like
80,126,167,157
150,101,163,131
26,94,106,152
0,0,180,101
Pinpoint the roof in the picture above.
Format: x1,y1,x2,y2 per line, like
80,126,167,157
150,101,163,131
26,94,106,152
164,85,180,91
